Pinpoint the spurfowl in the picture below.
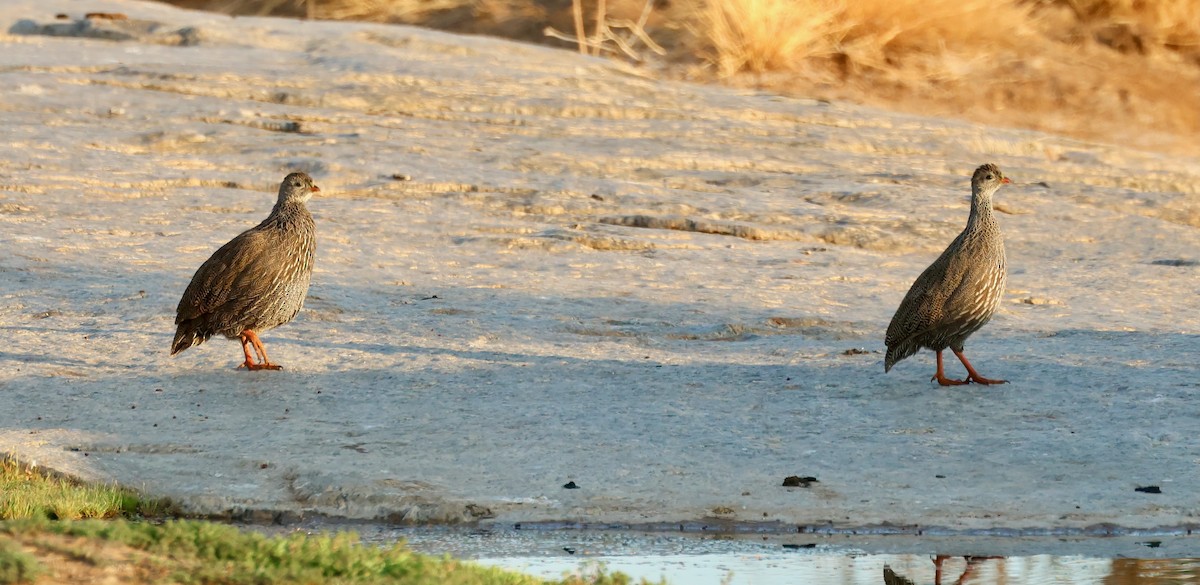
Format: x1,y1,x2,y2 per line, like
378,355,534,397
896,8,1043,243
172,172,318,370
884,164,1010,386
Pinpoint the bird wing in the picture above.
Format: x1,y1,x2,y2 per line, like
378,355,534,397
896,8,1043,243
885,246,966,348
175,228,279,324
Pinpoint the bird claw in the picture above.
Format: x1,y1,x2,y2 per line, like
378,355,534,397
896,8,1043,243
931,374,969,386
930,373,1005,386
966,374,1006,385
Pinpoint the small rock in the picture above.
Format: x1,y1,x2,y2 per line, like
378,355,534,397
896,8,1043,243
782,475,818,487
562,481,579,489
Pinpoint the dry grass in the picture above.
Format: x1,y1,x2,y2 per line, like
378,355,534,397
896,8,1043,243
312,0,476,24
157,0,1200,155
834,0,1035,68
696,0,842,76
1059,0,1200,52
694,0,1036,77
680,0,1200,154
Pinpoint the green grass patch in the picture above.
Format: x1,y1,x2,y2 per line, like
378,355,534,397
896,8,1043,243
0,535,43,584
0,458,662,584
0,456,171,521
0,518,661,584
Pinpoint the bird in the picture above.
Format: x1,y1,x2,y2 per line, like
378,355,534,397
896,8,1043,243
884,163,1010,386
171,172,319,370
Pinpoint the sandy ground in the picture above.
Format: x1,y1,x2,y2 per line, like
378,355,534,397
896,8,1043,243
1,0,1199,546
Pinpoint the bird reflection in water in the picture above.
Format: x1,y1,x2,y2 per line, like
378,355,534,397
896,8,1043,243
885,555,1003,585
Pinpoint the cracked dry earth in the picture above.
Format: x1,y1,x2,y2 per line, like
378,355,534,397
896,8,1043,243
1,0,1200,545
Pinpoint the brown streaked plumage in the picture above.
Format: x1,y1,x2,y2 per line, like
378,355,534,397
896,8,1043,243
172,172,319,370
884,163,1010,386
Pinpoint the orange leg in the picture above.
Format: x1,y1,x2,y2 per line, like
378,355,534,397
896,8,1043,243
952,350,1006,385
933,555,949,585
930,350,968,386
933,555,992,585
247,332,267,363
238,333,258,369
239,330,282,371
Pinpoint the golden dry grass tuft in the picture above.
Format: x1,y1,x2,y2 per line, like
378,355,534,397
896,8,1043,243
693,0,1037,77
696,0,843,76
833,0,1035,71
312,0,479,24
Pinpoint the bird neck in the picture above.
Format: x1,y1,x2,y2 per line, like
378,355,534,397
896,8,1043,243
967,188,995,227
266,199,312,228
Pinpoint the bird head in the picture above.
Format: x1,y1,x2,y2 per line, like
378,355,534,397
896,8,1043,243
278,172,320,204
971,163,1010,193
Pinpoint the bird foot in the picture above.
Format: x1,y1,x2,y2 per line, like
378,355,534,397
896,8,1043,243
930,373,1006,386
931,373,969,386
239,362,283,371
966,374,1006,385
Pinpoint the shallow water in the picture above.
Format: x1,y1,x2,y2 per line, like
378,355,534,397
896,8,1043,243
367,527,1200,584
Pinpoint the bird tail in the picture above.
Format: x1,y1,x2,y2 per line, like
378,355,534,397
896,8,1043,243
884,339,920,373
171,320,208,356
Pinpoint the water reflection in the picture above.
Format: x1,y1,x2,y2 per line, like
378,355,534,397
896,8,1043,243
477,554,1200,584
372,527,1200,584
885,555,1004,585
882,556,1200,585
1106,559,1200,584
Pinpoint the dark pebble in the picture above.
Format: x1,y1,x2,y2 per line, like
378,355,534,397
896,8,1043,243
782,475,818,487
